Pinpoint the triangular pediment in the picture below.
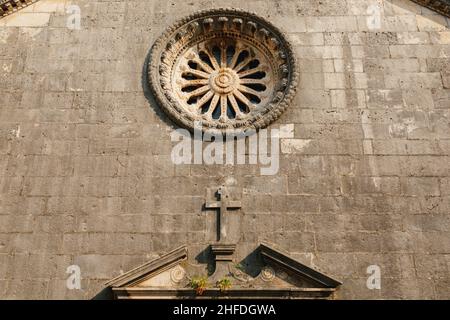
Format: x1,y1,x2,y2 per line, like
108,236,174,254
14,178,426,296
105,246,188,288
103,243,341,300
259,242,341,288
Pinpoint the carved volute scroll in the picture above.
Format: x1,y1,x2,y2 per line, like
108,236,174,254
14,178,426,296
148,8,298,133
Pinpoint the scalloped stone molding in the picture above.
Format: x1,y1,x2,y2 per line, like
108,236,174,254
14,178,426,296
148,8,299,133
0,0,38,17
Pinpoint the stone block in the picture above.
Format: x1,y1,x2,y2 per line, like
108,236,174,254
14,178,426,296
400,177,441,196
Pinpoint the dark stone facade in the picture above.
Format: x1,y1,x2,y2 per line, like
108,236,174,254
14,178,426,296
0,0,449,299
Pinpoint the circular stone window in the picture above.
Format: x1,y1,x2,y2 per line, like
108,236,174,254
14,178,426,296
148,8,298,133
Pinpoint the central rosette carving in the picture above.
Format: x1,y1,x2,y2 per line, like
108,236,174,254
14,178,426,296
149,9,298,131
175,39,274,122
210,68,239,94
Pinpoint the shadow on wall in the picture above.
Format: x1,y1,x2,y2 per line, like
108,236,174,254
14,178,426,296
92,287,114,300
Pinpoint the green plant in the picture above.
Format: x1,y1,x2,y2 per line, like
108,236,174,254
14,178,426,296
189,276,209,295
234,263,245,272
216,277,232,292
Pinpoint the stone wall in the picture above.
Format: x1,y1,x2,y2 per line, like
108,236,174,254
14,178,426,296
0,0,449,299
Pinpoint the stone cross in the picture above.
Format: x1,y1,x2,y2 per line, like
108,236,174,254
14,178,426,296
205,186,241,241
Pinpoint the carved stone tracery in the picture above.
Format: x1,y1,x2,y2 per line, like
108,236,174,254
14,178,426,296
148,9,298,133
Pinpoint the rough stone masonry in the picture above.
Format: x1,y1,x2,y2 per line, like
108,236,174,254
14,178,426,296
0,0,449,299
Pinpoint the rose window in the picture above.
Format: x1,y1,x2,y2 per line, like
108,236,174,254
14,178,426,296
148,9,298,132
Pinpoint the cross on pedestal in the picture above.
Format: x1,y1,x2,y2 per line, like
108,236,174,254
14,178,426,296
205,186,241,241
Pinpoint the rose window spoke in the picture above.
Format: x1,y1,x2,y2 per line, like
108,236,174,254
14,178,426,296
149,9,298,132
177,41,273,122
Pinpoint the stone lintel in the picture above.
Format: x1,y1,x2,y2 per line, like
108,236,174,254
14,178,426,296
211,243,236,262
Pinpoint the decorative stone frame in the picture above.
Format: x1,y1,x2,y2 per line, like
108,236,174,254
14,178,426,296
0,0,37,17
148,8,298,133
104,243,342,300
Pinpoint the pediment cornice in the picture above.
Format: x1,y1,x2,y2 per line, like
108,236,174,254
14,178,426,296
103,243,342,300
